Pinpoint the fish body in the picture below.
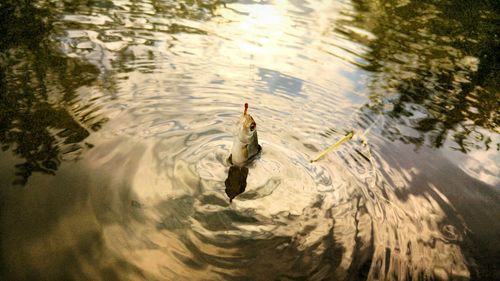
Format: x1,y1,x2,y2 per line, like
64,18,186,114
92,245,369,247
228,104,261,166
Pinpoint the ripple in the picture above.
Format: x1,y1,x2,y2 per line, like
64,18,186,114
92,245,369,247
3,0,498,280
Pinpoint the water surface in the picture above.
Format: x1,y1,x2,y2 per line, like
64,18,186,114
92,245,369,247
1,0,499,280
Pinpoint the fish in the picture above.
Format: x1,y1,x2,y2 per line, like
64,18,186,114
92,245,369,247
228,103,261,166
225,103,262,202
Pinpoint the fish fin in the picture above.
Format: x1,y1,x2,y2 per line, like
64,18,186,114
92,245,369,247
247,144,262,162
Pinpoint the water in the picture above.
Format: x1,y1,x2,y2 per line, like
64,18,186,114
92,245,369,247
0,0,499,280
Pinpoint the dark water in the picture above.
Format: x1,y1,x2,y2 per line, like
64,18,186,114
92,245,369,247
0,0,499,280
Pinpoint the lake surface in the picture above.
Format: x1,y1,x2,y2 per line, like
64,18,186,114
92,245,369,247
1,0,499,280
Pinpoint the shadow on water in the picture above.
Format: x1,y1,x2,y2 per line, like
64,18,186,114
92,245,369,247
372,141,500,281
155,194,347,281
336,1,500,279
0,0,102,185
0,0,230,186
0,0,499,280
343,0,499,153
0,139,151,280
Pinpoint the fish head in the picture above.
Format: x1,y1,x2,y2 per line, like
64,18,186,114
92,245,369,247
235,110,257,144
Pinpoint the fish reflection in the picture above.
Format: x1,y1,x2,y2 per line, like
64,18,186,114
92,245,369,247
225,103,261,202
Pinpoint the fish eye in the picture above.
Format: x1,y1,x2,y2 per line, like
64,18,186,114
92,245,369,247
250,122,256,131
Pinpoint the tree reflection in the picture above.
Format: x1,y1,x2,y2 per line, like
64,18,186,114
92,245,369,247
343,0,499,153
150,0,228,20
0,1,100,185
61,0,226,20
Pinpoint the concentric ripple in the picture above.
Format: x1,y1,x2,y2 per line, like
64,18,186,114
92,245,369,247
1,0,499,280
